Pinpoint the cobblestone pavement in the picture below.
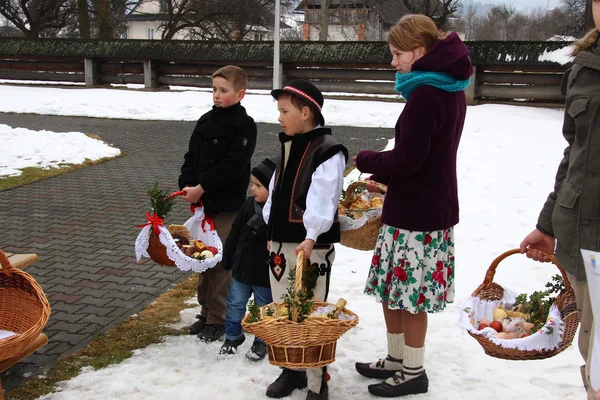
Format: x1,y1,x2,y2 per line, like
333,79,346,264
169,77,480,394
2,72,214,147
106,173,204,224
0,111,393,392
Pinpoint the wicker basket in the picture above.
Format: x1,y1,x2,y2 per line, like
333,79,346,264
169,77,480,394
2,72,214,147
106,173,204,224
0,250,51,361
339,181,387,251
242,252,359,368
468,248,579,360
147,231,176,267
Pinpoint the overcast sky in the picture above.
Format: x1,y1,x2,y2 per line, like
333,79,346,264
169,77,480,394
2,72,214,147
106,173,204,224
485,0,562,10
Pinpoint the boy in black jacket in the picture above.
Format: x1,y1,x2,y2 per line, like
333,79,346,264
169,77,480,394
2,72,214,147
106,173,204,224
219,158,277,361
179,65,257,342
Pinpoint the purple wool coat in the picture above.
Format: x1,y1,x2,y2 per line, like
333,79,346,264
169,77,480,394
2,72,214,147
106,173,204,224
356,33,473,232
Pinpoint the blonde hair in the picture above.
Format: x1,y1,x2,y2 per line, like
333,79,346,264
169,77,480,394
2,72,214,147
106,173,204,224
387,14,440,52
212,65,248,91
572,28,600,56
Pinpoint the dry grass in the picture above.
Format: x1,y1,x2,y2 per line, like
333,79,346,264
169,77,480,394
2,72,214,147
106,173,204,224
7,274,198,400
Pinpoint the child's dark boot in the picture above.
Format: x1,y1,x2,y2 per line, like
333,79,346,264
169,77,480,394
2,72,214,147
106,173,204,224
266,368,307,398
245,338,267,361
198,323,225,342
188,314,207,335
306,367,329,400
219,336,245,355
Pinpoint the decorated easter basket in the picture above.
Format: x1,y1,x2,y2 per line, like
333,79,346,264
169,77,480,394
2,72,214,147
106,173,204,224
0,250,51,361
135,189,222,273
461,249,578,360
339,181,387,251
241,251,359,368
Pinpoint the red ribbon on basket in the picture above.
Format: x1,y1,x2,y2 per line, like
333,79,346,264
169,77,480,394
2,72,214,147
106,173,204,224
190,202,216,232
136,212,164,235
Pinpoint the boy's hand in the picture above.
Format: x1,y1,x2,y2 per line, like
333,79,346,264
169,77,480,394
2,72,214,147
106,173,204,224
295,239,315,259
182,184,204,204
519,228,555,262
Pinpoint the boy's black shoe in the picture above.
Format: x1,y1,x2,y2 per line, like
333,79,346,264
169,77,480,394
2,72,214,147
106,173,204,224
266,368,307,398
219,336,246,355
189,315,207,335
355,356,402,379
367,371,429,398
306,377,328,400
198,324,225,342
245,339,267,361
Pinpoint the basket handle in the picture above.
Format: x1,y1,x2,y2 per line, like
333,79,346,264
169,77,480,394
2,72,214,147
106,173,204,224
0,250,15,275
290,250,306,322
472,248,575,299
169,191,186,198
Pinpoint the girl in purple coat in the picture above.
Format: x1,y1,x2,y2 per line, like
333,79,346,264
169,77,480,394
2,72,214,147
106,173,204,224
353,15,472,397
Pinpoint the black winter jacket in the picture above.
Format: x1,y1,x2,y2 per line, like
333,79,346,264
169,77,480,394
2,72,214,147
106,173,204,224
179,103,257,214
222,197,270,288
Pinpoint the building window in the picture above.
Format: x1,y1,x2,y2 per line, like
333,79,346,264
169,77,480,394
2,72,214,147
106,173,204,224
254,33,264,41
147,28,154,39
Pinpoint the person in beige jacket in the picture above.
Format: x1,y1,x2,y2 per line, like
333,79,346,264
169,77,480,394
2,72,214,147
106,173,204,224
520,5,600,398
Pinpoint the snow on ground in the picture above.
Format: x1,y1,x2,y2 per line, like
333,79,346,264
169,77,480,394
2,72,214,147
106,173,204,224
0,124,121,177
0,84,585,400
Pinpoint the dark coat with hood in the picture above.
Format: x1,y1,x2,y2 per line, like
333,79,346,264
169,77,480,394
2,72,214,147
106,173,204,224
179,103,257,214
222,196,270,288
356,32,473,232
537,39,600,282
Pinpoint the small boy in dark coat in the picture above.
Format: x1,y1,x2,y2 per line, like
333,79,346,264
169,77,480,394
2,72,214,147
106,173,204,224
219,158,277,361
179,65,257,342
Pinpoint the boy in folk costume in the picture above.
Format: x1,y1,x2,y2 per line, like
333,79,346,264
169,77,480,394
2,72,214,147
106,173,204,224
263,80,348,400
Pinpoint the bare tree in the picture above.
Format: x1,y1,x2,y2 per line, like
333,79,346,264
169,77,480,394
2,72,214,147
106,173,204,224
0,0,74,38
561,0,587,37
319,0,328,40
78,0,91,38
402,0,463,29
584,0,594,31
159,0,286,40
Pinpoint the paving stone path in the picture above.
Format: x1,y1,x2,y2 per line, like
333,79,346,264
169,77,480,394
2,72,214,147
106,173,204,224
0,111,393,392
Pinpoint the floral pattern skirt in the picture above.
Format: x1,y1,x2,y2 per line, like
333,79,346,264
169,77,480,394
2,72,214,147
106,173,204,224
364,224,455,314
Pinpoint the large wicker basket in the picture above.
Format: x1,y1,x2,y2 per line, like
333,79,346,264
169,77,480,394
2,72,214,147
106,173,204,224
468,248,578,360
0,250,51,361
242,252,359,368
339,181,387,251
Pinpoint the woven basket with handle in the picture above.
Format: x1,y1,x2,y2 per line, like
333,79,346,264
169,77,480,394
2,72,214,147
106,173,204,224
339,180,387,251
468,248,578,360
0,250,51,361
241,251,359,368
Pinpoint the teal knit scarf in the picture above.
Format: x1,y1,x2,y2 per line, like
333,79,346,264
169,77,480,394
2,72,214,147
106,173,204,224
394,71,471,99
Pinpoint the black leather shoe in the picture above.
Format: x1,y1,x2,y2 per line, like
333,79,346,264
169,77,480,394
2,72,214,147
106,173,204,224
266,368,307,398
368,371,429,398
189,315,207,335
198,324,225,342
355,356,402,379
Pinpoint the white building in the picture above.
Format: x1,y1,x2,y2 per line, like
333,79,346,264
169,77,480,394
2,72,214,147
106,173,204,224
124,0,288,40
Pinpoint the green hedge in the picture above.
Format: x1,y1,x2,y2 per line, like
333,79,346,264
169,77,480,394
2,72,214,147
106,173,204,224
0,38,573,66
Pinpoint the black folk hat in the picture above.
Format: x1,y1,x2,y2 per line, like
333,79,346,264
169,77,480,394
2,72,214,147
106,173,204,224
271,79,325,126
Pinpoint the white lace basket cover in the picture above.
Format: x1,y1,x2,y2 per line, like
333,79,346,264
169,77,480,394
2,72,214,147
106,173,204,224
339,191,385,231
458,288,565,352
135,206,223,273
